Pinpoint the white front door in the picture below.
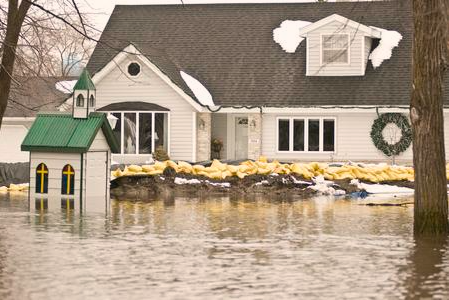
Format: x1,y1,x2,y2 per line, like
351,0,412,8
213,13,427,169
235,117,248,160
84,151,108,212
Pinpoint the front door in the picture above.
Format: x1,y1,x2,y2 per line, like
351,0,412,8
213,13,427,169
235,117,248,160
84,151,108,212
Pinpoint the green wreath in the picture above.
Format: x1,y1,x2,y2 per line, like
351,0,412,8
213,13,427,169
370,113,412,157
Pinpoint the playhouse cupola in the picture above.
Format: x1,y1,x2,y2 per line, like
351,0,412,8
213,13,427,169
73,69,96,119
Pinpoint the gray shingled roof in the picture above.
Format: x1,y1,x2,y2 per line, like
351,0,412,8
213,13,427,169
6,77,74,117
87,0,449,107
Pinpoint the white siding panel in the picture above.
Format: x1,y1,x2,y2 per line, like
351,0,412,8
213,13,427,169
89,130,109,151
30,152,82,199
95,56,195,162
0,125,28,162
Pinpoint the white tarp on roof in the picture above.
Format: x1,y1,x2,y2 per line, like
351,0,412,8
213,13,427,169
180,71,215,106
273,20,312,53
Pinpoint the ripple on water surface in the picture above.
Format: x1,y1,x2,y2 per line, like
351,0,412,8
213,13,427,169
0,193,448,299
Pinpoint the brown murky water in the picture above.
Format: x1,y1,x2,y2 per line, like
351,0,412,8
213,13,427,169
0,193,448,299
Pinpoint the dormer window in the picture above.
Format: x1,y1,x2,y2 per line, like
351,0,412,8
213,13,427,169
321,34,349,65
89,95,95,107
76,94,85,107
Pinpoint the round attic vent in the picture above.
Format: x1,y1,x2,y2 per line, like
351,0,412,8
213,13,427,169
127,62,141,76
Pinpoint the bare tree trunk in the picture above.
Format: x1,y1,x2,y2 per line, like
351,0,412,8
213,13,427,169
0,0,31,128
411,0,449,235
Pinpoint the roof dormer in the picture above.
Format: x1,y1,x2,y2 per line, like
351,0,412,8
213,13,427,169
274,14,402,77
298,14,382,77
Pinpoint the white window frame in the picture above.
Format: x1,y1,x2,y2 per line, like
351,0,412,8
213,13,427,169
320,33,350,66
276,117,336,153
107,111,170,156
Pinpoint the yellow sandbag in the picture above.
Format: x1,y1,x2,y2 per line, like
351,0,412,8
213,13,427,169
238,165,250,173
193,165,206,173
207,171,222,180
154,161,167,171
237,171,246,179
127,165,142,173
245,166,258,175
257,167,271,175
9,184,23,191
178,161,193,171
205,166,220,173
211,159,228,171
142,165,155,172
148,170,163,176
226,165,240,174
221,170,233,179
258,156,268,163
323,173,334,180
197,171,209,177
166,160,178,170
112,168,123,178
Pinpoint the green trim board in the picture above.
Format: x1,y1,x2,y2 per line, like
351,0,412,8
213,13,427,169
21,112,119,153
73,69,96,91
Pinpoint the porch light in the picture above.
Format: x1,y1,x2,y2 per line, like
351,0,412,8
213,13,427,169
250,119,257,129
199,118,206,130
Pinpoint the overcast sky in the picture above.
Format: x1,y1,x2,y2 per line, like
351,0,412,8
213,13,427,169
82,0,330,30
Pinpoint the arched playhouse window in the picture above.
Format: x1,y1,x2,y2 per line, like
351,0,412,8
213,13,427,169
76,94,85,107
89,95,95,107
61,164,75,195
35,163,49,194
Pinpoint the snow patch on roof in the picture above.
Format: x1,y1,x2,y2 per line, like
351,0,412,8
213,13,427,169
180,71,215,106
369,27,402,69
273,20,312,53
55,80,77,94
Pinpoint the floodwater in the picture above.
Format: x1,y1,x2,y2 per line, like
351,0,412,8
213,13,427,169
1,193,449,300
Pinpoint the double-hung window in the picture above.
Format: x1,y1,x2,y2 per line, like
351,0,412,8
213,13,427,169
277,117,335,152
321,34,349,64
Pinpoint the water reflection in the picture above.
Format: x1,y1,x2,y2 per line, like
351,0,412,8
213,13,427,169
406,237,449,299
1,193,449,299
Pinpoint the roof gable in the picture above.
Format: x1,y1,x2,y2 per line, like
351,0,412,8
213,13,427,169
21,112,119,153
90,44,205,112
298,14,381,38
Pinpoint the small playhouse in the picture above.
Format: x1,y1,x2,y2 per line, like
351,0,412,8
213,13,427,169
21,70,119,212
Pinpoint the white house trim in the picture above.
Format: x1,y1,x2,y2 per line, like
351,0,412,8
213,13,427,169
299,14,382,38
3,117,35,121
212,106,418,114
192,111,197,162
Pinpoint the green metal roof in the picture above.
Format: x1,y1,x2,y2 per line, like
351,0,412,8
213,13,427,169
21,112,119,153
73,69,96,91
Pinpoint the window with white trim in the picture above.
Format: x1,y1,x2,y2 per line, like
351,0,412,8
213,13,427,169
322,34,349,64
109,112,169,155
277,118,335,152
